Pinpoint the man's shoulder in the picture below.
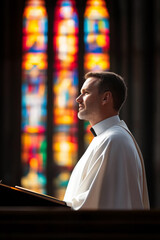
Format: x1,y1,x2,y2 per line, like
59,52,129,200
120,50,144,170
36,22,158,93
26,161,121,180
102,124,131,143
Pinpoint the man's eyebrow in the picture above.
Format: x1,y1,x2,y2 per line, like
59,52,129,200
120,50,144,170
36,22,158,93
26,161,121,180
81,87,90,93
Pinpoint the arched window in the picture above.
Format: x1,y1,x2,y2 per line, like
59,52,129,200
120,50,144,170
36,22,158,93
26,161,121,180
53,0,79,199
21,0,48,193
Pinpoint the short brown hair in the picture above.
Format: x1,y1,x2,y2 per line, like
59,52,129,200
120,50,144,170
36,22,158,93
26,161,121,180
85,71,127,111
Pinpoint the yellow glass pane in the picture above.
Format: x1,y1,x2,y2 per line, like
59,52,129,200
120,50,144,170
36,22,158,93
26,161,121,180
24,5,47,19
84,0,109,18
84,53,110,70
22,53,47,70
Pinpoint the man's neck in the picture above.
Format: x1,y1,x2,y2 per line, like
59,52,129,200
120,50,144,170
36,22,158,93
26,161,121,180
89,112,119,126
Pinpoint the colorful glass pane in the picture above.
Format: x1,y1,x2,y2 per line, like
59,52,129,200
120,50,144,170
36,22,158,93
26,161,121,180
84,0,110,147
21,0,48,193
53,0,78,199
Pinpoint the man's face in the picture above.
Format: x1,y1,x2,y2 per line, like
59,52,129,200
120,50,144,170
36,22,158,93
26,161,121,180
76,77,103,125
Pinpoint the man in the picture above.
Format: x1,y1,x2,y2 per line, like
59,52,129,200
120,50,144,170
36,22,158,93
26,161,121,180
63,71,150,210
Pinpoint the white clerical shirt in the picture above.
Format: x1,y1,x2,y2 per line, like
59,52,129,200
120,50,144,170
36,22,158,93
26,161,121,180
63,116,150,210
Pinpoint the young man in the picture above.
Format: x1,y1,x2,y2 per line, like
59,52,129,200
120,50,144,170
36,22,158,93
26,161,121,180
64,71,150,210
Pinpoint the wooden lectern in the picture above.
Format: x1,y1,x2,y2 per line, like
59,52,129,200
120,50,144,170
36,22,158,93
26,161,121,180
0,183,69,208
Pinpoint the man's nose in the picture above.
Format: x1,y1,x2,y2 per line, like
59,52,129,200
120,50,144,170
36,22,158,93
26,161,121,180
76,94,82,103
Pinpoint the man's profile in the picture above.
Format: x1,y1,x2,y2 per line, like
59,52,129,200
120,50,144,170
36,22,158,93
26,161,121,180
63,71,150,210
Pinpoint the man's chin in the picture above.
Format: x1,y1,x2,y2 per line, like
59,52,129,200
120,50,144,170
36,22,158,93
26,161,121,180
77,112,87,120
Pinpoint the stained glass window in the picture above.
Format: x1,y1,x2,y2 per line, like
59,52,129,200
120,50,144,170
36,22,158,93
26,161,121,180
84,0,110,147
21,0,48,193
21,0,109,198
53,0,79,199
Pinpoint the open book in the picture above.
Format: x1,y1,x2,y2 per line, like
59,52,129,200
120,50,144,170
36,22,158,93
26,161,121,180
15,185,66,206
0,183,68,207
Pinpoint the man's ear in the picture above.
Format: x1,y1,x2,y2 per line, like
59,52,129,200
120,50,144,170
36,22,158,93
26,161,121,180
102,91,112,104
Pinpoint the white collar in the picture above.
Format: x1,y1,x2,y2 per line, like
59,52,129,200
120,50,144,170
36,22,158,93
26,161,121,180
92,115,121,136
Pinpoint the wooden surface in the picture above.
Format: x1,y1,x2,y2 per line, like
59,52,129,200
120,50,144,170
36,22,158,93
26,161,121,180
0,207,159,239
